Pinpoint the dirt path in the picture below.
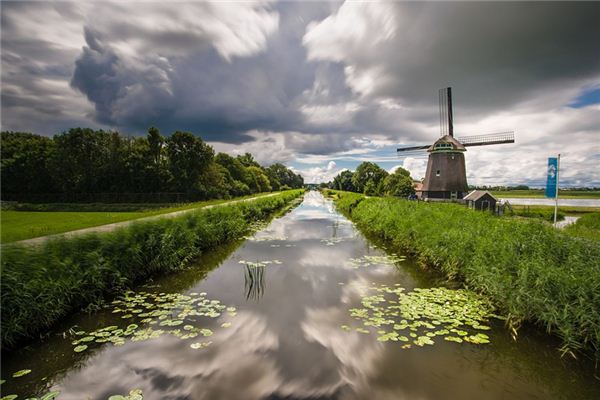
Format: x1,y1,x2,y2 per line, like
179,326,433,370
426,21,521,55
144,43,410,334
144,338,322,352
13,192,280,246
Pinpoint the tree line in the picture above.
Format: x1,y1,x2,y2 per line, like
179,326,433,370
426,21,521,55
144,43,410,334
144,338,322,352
1,128,303,202
327,162,415,197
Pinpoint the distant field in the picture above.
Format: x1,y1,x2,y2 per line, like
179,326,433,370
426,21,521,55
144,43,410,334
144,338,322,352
490,190,600,199
0,192,276,243
510,204,600,215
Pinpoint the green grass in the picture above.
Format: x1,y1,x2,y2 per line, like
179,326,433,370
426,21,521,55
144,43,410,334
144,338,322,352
328,190,600,357
0,192,282,243
564,212,600,241
0,189,304,348
491,190,600,199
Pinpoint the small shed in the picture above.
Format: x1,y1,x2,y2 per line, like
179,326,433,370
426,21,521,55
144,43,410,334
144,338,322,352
463,190,497,211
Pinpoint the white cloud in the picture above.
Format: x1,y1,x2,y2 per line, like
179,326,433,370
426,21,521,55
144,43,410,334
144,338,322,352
293,161,347,184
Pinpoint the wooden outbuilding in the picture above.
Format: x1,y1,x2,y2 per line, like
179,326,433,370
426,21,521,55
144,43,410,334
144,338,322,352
463,190,497,211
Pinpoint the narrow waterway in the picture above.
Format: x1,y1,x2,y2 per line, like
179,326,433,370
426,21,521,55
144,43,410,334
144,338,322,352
2,191,599,399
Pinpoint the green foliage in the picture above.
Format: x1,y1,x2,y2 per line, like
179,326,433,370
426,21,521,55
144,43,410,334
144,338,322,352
332,191,600,356
382,168,415,197
165,131,214,192
331,170,355,192
508,205,565,222
0,193,281,243
351,162,388,194
0,190,304,347
246,166,272,193
564,212,600,241
330,162,412,197
1,129,303,202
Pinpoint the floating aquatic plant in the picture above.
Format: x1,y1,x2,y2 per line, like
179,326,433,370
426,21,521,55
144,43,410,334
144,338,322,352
11,369,31,378
320,237,346,246
108,389,143,400
344,285,496,348
69,291,236,353
347,254,405,269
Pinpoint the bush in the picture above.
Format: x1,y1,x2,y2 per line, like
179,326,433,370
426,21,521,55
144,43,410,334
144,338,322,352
0,190,304,348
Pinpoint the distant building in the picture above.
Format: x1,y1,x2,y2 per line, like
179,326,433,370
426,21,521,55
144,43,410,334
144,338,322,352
463,190,497,211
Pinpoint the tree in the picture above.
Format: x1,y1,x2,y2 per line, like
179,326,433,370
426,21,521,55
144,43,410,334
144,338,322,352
352,162,388,194
216,153,248,183
165,131,214,192
332,170,355,192
50,128,114,193
0,132,56,194
246,166,272,193
147,127,166,192
237,153,260,168
383,168,415,197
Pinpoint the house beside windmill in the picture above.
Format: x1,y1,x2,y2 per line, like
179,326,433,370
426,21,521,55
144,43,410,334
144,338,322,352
397,87,515,201
463,190,497,211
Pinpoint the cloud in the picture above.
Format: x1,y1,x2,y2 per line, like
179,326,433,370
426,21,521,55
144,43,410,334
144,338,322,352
293,160,347,184
1,1,599,186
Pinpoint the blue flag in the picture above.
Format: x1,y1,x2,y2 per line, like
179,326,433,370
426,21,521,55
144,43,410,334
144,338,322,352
545,157,558,198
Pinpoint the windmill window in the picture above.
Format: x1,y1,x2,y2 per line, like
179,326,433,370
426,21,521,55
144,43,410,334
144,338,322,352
435,143,452,150
436,170,441,176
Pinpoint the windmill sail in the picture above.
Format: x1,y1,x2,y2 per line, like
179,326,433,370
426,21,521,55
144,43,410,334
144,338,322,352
456,131,514,147
439,87,453,137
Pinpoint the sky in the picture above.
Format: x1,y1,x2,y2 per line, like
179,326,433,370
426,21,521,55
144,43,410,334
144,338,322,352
2,1,599,186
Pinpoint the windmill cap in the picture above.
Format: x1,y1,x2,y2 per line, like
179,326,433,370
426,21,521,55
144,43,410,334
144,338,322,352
428,135,466,152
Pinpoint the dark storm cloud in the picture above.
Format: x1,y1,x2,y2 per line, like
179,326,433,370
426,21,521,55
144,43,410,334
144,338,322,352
1,1,598,185
304,2,600,116
65,1,338,142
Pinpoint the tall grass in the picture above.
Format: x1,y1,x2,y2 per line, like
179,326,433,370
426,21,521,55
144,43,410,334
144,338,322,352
564,212,600,242
0,190,304,348
330,190,600,357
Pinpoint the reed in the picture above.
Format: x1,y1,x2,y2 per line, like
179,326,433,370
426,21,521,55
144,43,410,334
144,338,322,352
329,190,600,357
0,190,304,348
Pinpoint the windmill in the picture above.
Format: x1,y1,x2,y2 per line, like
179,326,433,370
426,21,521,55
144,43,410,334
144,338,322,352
397,87,515,200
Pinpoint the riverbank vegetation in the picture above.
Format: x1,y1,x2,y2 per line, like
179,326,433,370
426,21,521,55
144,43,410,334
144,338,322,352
1,128,303,203
564,212,600,241
0,190,304,348
327,190,600,357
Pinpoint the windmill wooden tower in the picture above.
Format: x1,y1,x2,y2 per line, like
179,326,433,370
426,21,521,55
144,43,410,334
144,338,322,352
397,87,515,200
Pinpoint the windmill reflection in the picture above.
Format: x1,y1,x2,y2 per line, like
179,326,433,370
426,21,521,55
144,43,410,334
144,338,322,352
244,263,266,301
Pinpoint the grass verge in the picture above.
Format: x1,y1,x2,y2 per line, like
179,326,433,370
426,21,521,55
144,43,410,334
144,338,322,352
327,190,600,358
564,212,600,241
0,189,304,348
0,192,281,243
491,190,600,199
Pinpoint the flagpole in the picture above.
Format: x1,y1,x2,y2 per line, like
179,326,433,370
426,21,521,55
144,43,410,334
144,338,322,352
553,153,560,227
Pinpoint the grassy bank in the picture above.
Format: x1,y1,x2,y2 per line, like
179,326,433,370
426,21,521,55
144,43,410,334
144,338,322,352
564,212,600,241
327,190,600,357
491,190,600,199
0,190,304,348
0,192,281,243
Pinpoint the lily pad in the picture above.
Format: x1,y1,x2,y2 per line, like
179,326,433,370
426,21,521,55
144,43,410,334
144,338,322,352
12,369,31,378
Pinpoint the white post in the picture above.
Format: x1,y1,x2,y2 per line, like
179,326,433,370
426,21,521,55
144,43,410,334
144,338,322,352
553,153,560,227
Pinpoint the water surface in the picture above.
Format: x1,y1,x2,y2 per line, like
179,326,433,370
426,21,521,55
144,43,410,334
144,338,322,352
2,191,599,399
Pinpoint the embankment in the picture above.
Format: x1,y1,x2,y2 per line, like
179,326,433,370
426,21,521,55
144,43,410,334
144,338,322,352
328,190,600,357
1,190,304,348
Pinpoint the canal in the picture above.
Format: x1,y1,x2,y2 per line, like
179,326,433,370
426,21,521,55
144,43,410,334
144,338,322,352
2,191,599,399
